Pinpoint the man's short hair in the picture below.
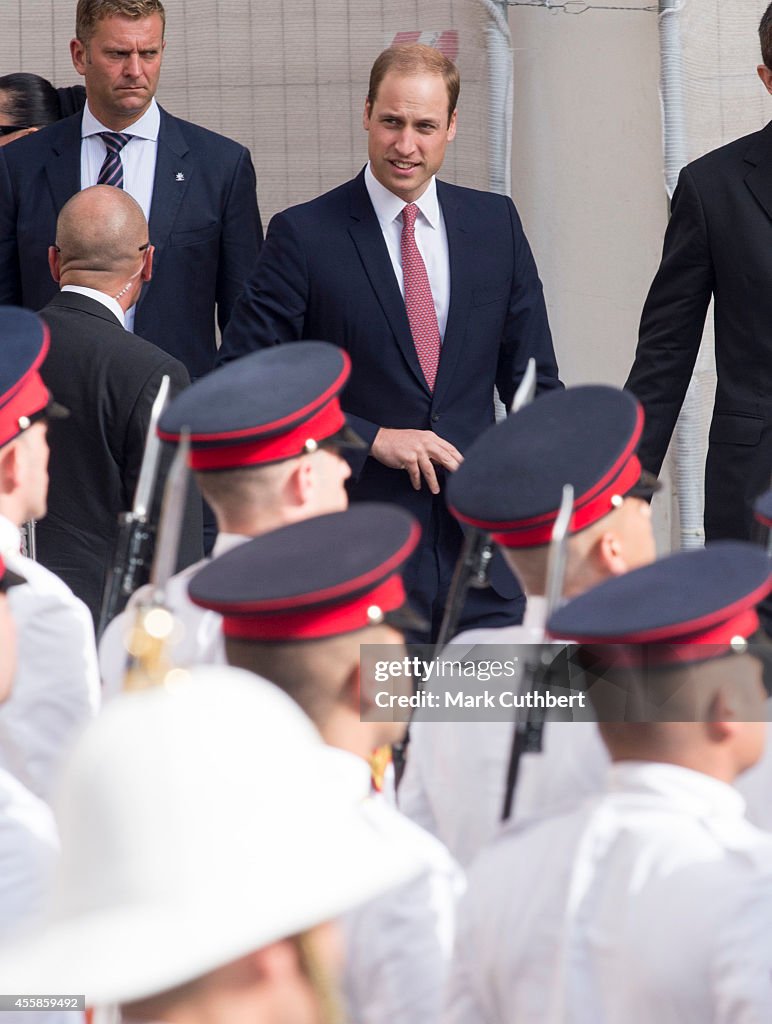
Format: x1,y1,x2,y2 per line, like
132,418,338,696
760,3,772,70
367,43,460,123
76,0,166,42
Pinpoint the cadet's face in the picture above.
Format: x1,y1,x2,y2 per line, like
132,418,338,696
71,14,165,129
18,422,50,523
364,71,457,203
0,595,16,703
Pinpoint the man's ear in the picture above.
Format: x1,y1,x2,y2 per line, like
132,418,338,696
592,530,628,578
48,246,61,284
706,687,740,742
0,441,21,496
286,457,313,508
758,64,772,96
70,37,88,77
341,661,362,714
142,245,154,282
363,98,372,131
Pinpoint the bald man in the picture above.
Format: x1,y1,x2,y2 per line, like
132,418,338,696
36,184,202,626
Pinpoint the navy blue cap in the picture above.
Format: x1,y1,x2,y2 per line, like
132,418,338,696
158,342,365,471
0,307,67,448
755,489,772,530
188,504,425,640
547,541,772,669
448,386,658,548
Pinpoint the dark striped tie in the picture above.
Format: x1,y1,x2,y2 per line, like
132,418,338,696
97,132,132,188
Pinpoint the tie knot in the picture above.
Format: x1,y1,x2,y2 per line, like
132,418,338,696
100,131,132,154
401,203,418,232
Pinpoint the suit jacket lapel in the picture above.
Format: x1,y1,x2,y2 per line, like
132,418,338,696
433,182,471,406
138,108,191,316
347,173,430,394
744,121,772,222
44,116,82,213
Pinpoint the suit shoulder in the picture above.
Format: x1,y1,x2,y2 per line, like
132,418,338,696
686,124,770,178
437,179,514,210
160,111,250,160
0,114,79,170
273,177,358,224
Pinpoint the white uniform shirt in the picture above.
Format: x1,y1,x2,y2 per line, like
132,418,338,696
98,533,248,695
331,749,464,1024
399,598,603,867
0,515,100,800
0,767,68,1024
445,762,772,1024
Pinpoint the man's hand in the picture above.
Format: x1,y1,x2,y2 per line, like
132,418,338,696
370,428,463,494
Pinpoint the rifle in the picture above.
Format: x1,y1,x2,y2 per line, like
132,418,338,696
434,359,538,653
123,431,191,691
19,520,36,560
97,375,171,639
501,483,574,821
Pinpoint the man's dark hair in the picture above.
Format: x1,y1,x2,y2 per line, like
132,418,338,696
760,3,772,70
0,73,61,129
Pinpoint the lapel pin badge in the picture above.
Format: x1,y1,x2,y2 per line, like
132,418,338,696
175,171,185,182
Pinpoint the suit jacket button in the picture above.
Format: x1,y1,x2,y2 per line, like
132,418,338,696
431,413,440,423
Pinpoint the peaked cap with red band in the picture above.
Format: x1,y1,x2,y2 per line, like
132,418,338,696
547,541,772,672
755,489,772,530
447,385,659,548
188,504,425,640
157,342,364,471
0,307,68,450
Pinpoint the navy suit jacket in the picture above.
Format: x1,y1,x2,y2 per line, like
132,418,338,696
0,106,262,378
220,171,561,602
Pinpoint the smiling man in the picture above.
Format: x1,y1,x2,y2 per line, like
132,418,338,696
0,0,262,380
218,44,561,642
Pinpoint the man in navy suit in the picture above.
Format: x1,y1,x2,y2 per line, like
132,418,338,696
218,44,562,642
0,0,262,380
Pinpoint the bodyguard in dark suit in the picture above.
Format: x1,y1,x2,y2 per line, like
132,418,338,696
626,3,772,544
0,0,261,380
36,185,202,626
219,44,561,641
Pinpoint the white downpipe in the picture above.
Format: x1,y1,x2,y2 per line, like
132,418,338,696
478,0,513,421
659,0,707,549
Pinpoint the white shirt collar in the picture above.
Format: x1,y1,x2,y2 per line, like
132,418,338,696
81,98,160,141
0,514,21,559
364,162,441,231
608,761,747,820
211,533,249,559
60,285,126,327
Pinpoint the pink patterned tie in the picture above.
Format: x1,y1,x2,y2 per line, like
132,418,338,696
401,203,441,392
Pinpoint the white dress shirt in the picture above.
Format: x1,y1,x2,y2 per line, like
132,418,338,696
80,100,159,333
98,532,247,696
0,515,100,801
60,285,126,327
331,748,464,1024
445,762,772,1024
364,163,451,340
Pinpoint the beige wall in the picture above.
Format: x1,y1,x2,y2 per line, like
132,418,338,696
507,4,672,546
508,5,665,389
